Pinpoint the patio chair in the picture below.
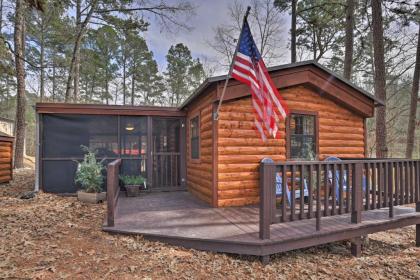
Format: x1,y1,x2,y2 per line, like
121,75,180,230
275,173,309,205
324,156,366,201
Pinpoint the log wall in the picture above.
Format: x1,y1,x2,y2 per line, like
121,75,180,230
216,86,365,207
0,137,13,183
186,90,214,205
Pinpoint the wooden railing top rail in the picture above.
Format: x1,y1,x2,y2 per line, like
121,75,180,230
108,158,122,167
259,158,420,240
107,159,121,227
262,158,420,166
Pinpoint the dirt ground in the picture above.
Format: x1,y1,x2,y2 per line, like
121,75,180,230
0,169,419,279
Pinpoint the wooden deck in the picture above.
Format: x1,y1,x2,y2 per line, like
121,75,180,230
103,191,420,257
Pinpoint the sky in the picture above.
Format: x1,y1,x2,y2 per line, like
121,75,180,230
142,0,290,75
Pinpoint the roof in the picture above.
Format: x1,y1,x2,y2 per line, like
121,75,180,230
0,131,14,138
35,61,384,118
36,103,184,117
180,60,385,110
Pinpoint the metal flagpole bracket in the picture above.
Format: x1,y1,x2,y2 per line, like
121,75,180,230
213,6,251,121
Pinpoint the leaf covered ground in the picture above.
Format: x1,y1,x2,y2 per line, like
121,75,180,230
1,169,419,279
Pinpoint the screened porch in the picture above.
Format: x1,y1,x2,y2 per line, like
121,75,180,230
38,111,186,193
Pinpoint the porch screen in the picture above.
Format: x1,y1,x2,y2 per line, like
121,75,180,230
289,114,316,160
42,114,118,193
120,116,147,178
43,114,118,158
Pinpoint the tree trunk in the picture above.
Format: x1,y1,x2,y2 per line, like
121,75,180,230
73,0,81,102
131,73,135,106
65,29,83,101
406,24,420,158
52,62,56,101
13,0,26,168
90,67,96,101
39,21,45,101
73,48,80,101
291,0,297,63
343,0,355,80
371,0,388,158
312,28,317,60
64,0,97,102
0,0,4,32
122,43,127,105
105,83,109,104
114,84,118,105
105,67,109,105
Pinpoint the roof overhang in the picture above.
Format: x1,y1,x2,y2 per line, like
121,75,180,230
35,103,185,117
0,132,14,141
180,61,384,118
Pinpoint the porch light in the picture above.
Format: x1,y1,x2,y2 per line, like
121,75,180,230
125,123,135,131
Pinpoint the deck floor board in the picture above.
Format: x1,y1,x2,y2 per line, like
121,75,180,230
103,191,420,256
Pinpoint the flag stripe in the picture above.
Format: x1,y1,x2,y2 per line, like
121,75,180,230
230,19,289,141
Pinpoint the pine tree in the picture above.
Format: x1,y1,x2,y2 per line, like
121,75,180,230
165,43,205,106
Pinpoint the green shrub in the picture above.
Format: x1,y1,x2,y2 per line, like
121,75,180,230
119,175,145,186
75,146,105,193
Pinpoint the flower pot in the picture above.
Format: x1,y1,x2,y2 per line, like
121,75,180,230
77,190,106,203
125,185,141,197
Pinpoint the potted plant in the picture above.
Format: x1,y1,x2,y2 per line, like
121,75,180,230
119,175,146,197
75,146,106,203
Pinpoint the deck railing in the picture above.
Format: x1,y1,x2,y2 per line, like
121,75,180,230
259,159,420,239
107,159,122,227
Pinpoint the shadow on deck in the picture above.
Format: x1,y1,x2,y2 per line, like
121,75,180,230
102,191,420,257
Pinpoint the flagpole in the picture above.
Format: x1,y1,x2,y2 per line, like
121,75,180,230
214,6,251,121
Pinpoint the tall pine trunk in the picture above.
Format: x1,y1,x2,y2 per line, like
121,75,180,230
371,0,388,158
406,24,420,158
65,29,83,101
52,61,56,101
291,0,297,63
122,48,127,105
39,22,45,101
131,72,135,106
64,0,97,102
343,0,354,80
73,0,81,102
13,0,26,168
0,0,3,31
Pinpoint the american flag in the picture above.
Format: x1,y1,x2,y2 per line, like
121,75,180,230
231,20,289,141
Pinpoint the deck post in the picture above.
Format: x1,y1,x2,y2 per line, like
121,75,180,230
416,202,420,247
316,164,321,231
350,236,362,257
351,163,363,224
261,255,270,265
388,162,394,218
259,162,275,240
107,163,116,227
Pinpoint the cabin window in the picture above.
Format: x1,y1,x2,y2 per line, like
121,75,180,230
190,116,199,159
289,113,316,160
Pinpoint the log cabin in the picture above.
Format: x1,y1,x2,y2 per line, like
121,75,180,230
36,61,420,261
180,61,383,207
0,132,14,184
35,61,383,201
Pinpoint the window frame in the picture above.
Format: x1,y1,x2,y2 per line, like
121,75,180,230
189,114,200,161
286,110,319,161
